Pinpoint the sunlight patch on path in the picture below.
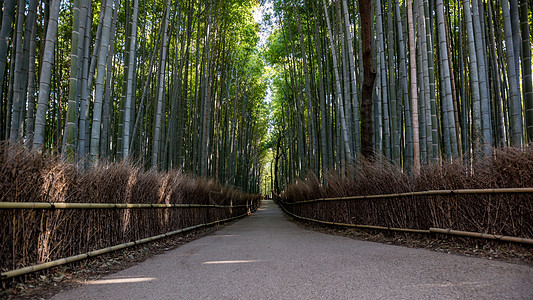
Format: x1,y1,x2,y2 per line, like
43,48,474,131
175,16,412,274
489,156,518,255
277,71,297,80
202,260,260,265
86,277,156,285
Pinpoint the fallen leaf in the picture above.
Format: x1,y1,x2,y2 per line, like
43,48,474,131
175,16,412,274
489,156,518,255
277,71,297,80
53,274,65,282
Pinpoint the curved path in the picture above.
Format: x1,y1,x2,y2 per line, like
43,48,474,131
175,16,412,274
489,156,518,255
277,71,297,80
52,200,533,299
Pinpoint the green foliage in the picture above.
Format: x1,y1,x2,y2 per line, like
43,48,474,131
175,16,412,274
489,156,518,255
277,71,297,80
0,0,272,193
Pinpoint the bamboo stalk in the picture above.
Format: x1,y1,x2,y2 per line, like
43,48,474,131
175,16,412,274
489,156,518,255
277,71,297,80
1,212,252,280
279,187,533,205
0,202,248,209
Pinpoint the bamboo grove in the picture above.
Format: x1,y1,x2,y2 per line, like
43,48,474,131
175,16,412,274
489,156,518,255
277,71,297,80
265,0,533,191
0,0,270,193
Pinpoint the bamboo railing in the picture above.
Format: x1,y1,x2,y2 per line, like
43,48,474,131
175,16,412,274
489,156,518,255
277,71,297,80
1,211,252,280
0,202,248,209
280,187,533,205
276,187,533,245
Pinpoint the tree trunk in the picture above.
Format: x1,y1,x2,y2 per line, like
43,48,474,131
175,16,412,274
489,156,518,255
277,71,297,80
407,0,420,174
32,0,60,150
0,0,17,119
416,0,432,162
89,0,114,160
9,0,27,142
375,0,390,159
294,2,318,174
100,2,119,158
520,0,533,141
462,0,482,155
471,0,493,154
312,0,329,177
122,0,139,159
77,8,92,159
341,0,361,156
24,21,38,146
62,0,86,159
395,0,413,168
502,0,524,147
436,0,458,158
152,1,171,168
358,0,376,159
486,0,506,147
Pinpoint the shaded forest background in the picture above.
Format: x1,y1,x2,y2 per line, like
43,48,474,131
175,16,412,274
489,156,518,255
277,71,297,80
265,0,532,193
0,0,268,194
0,0,532,194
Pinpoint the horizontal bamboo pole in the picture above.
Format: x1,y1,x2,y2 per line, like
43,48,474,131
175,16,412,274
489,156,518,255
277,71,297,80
0,202,248,209
276,200,533,245
1,211,252,280
276,200,430,234
430,228,533,245
281,187,533,205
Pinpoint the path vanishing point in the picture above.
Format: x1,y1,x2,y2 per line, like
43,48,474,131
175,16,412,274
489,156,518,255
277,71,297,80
52,200,533,299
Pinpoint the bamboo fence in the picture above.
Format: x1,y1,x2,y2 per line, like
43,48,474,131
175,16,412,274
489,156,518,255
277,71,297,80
281,187,533,205
1,211,252,280
276,187,533,245
0,202,248,209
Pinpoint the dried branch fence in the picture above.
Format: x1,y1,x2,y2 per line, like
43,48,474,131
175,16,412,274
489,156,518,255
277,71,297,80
1,206,254,280
277,187,533,245
278,147,533,246
0,145,260,280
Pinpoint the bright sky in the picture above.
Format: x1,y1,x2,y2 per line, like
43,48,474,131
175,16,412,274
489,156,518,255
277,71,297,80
253,0,276,136
253,1,275,48
252,0,275,104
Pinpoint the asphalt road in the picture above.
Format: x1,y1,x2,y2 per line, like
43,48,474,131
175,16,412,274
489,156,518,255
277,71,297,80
52,200,533,299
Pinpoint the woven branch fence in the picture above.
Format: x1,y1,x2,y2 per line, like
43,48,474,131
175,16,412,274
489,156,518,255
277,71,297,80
0,145,261,280
1,206,255,279
278,147,533,244
276,188,533,244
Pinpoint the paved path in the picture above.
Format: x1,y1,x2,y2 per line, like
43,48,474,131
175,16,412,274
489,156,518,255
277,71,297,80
52,200,533,299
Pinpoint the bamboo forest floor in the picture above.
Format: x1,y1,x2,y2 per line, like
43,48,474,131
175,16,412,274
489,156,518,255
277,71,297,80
34,200,533,299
